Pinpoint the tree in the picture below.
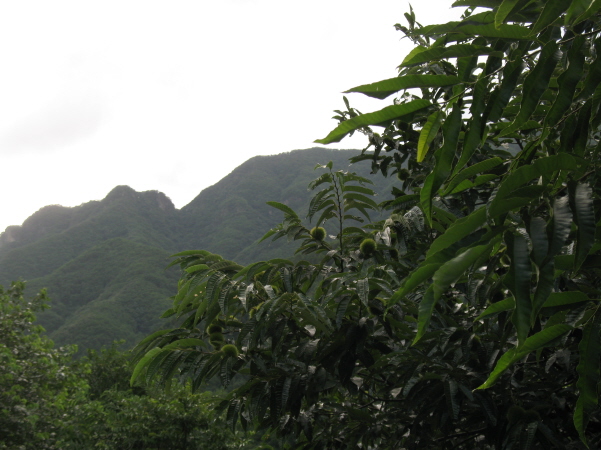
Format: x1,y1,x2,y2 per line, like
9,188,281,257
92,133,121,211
0,283,247,449
0,282,86,449
134,1,601,448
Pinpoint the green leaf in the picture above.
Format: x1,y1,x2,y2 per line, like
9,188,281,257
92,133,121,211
420,103,462,224
485,45,526,123
529,216,556,322
442,158,503,196
266,201,299,219
401,44,497,67
532,261,554,325
345,75,460,100
545,36,585,127
549,196,573,258
530,0,571,35
477,298,516,320
315,100,431,144
414,241,497,343
573,0,601,25
495,0,522,28
578,39,601,101
185,264,211,274
342,185,376,195
389,262,443,306
131,347,163,385
500,41,561,137
426,207,487,259
452,76,487,175
259,228,279,243
417,110,444,162
452,0,501,7
543,291,590,308
574,313,601,445
454,24,531,39
505,232,532,345
343,192,379,209
566,0,600,25
477,324,572,390
336,296,352,328
488,154,579,217
574,183,596,271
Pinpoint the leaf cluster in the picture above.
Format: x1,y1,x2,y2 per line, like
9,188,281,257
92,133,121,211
134,1,601,448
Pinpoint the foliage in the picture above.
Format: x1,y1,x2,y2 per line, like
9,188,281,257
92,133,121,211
0,149,393,353
137,1,601,447
0,281,87,449
0,284,248,449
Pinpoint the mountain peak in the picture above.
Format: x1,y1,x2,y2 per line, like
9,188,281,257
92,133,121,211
104,185,175,212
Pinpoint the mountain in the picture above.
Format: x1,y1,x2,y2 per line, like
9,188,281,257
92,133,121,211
0,148,393,352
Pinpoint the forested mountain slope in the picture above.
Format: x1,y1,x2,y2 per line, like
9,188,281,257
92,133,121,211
0,148,391,351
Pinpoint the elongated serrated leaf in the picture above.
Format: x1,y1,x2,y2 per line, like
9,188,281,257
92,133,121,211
530,217,548,267
389,262,443,305
266,201,299,219
420,103,462,224
343,192,379,209
488,154,579,217
574,314,601,445
476,298,515,320
574,183,595,271
530,0,571,35
357,278,369,308
443,158,503,196
336,296,352,328
132,329,172,355
543,291,591,308
444,378,459,420
477,324,572,389
455,23,531,39
495,0,522,28
415,241,496,343
500,41,561,137
161,338,204,351
532,261,554,324
185,264,211,274
549,196,572,258
342,184,376,195
339,172,374,185
417,110,443,162
505,232,532,345
485,45,526,123
546,36,585,127
259,228,279,243
573,0,601,25
566,0,599,25
452,0,501,7
449,174,499,194
453,75,487,175
315,100,431,144
345,74,460,100
131,347,163,385
401,44,496,67
426,207,487,258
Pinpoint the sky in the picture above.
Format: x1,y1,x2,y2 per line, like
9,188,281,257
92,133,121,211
0,0,465,233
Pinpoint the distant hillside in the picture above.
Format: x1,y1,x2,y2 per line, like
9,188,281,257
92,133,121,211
0,148,394,352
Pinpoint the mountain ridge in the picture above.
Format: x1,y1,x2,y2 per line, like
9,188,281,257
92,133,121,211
0,148,392,352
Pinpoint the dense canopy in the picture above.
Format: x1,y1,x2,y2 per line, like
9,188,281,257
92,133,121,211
134,1,601,448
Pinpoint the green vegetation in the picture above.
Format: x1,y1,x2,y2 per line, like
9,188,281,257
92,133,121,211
1,149,388,351
0,282,248,449
134,1,601,448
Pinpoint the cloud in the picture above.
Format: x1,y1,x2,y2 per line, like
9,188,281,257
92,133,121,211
0,98,104,155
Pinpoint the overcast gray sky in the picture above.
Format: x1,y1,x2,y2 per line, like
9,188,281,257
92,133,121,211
0,0,464,233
